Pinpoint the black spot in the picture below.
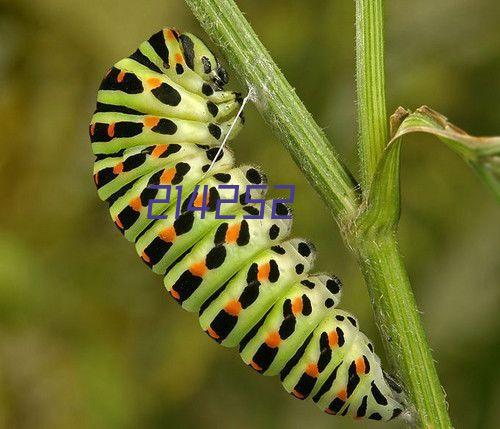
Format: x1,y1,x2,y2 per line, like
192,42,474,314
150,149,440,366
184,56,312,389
293,374,316,399
297,242,311,257
295,264,304,274
143,238,173,267
347,361,361,397
175,63,184,74
123,153,146,171
269,224,280,240
206,147,223,161
239,283,260,309
356,395,368,418
209,311,237,342
336,327,345,347
129,49,163,73
251,343,279,373
201,164,210,173
213,173,231,183
201,56,212,74
140,184,159,206
371,381,388,405
99,68,144,94
335,315,345,321
368,343,374,353
117,206,140,230
275,202,289,217
347,316,357,327
363,355,370,374
246,168,262,184
301,295,312,315
325,298,335,308
148,31,169,64
279,316,296,340
369,413,383,421
152,118,178,135
328,397,345,414
171,271,203,303
282,299,293,317
246,263,259,284
179,35,195,69
202,83,214,96
268,260,280,282
271,245,286,255
391,408,403,420
317,347,332,372
173,211,195,235
151,83,181,106
95,101,145,115
208,123,222,139
207,101,219,117
301,279,315,289
237,220,250,246
326,276,342,294
171,162,191,185
205,245,226,269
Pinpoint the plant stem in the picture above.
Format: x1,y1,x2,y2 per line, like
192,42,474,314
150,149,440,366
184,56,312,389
184,0,359,225
355,235,453,428
184,0,453,427
356,0,388,190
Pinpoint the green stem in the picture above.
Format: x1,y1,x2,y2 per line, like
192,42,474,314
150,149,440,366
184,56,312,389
356,0,388,190
355,235,453,428
184,0,359,225
184,0,453,427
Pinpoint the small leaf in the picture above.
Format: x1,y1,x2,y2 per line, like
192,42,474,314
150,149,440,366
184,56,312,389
391,106,500,199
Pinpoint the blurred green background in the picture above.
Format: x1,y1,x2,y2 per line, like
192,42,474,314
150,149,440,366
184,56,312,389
0,0,499,428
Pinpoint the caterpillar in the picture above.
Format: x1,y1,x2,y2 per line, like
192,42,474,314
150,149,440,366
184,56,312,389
89,27,405,422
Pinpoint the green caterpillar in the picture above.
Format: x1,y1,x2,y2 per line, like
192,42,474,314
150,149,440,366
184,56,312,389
89,27,405,421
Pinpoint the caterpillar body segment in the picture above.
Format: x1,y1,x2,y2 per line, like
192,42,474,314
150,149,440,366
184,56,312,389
89,27,405,422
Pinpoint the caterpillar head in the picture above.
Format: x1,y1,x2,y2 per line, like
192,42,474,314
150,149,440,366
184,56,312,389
180,32,228,88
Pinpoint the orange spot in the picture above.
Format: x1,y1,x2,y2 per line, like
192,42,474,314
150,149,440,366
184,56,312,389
193,193,207,208
257,262,270,281
107,122,115,137
305,363,319,378
292,296,303,315
175,53,183,63
292,390,305,399
355,357,366,375
90,123,95,136
113,162,124,174
151,144,168,158
190,260,207,277
144,116,160,128
337,389,347,401
159,226,176,243
160,168,176,184
114,217,123,229
93,173,99,185
147,77,162,89
170,289,180,300
328,330,339,348
207,327,220,339
225,223,241,244
165,29,176,40
141,251,150,263
265,331,281,348
225,299,241,316
129,197,142,212
324,408,335,415
117,70,125,83
250,361,262,371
